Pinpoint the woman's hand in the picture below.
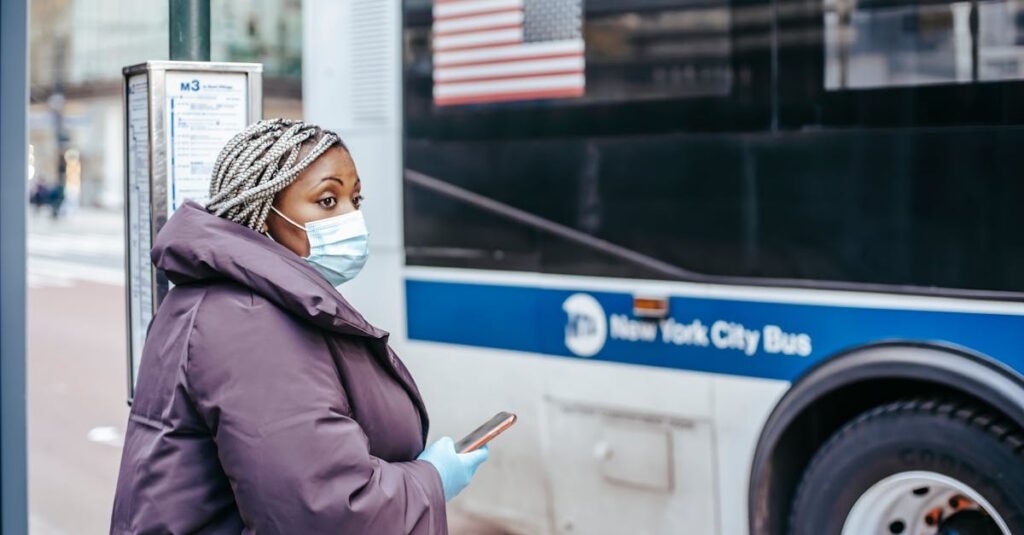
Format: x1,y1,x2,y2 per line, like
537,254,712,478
416,436,490,502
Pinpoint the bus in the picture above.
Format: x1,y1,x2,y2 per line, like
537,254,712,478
304,0,1024,532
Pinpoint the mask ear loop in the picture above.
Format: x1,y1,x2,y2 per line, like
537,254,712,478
270,205,307,231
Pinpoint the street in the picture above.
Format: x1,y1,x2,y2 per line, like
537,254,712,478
26,207,503,535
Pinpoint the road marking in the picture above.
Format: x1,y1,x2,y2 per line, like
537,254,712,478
27,224,124,288
86,426,123,448
28,258,123,288
27,233,122,256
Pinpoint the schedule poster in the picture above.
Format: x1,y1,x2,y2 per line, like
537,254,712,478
126,72,151,388
164,71,248,213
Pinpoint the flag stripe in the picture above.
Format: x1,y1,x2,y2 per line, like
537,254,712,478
434,73,584,98
435,87,584,106
435,56,584,82
434,0,522,19
435,39,524,54
434,10,524,34
436,51,583,70
435,22,522,37
433,7,522,22
434,27,523,51
434,39,583,67
437,69,583,85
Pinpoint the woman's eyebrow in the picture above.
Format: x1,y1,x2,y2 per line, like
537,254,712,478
309,176,345,191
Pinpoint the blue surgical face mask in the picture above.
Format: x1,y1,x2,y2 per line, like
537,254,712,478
271,206,369,287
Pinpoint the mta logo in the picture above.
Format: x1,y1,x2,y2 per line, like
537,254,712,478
562,293,607,357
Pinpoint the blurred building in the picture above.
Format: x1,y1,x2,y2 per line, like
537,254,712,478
29,0,303,209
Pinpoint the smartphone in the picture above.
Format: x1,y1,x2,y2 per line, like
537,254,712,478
455,411,517,453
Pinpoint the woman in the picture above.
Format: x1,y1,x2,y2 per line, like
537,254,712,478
111,119,488,534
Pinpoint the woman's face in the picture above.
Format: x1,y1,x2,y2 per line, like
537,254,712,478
266,146,363,257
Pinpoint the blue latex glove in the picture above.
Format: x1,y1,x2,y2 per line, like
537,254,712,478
416,436,490,502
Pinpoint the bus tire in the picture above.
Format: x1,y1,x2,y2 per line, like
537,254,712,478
788,398,1024,535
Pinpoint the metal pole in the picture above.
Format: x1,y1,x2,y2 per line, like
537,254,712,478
51,36,69,218
0,0,29,532
169,0,211,61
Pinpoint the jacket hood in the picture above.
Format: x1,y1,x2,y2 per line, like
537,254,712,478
151,201,385,339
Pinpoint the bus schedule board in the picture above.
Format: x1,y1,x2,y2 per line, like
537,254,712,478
122,61,262,403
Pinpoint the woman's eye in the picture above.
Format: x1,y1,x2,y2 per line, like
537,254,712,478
318,196,337,209
353,194,364,208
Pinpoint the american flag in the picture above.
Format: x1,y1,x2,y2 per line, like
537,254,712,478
432,0,585,106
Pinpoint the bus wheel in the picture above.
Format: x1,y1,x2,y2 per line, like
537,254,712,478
788,399,1024,535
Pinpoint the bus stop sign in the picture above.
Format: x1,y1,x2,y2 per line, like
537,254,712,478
121,61,262,403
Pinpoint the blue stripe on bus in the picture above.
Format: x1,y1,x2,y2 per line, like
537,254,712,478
405,278,1024,382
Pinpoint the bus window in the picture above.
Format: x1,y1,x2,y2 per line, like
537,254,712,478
585,2,734,101
403,0,1024,295
404,0,770,138
978,0,1024,81
825,0,971,89
825,0,1024,90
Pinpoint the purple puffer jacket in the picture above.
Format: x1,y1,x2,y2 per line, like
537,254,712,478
110,202,447,534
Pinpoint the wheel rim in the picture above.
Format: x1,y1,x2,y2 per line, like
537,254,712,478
842,471,1011,535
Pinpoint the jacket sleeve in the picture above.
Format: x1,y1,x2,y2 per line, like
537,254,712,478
184,294,447,534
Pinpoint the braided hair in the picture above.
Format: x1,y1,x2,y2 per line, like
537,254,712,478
206,118,346,231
